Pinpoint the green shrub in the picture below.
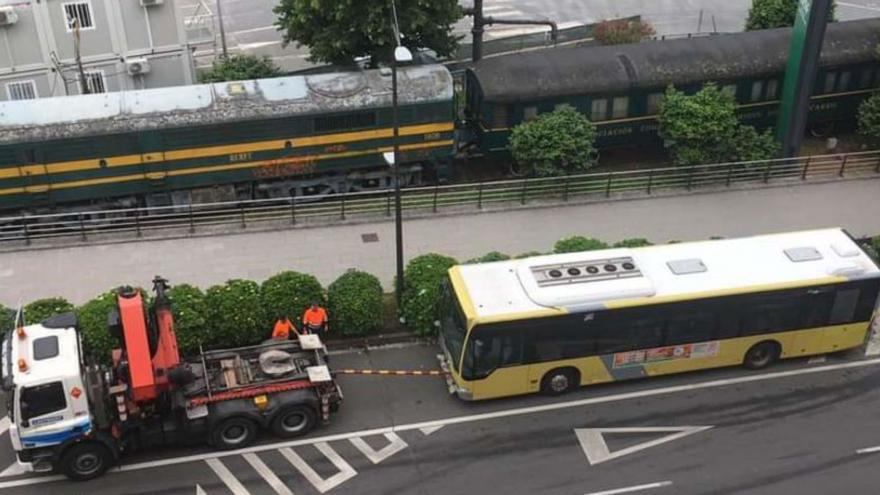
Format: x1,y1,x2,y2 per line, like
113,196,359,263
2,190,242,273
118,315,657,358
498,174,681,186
857,93,880,146
612,238,653,248
0,304,14,333
167,284,209,356
205,280,266,348
261,271,324,328
402,253,458,336
24,297,74,325
594,19,656,45
198,54,282,83
327,270,383,337
509,104,598,177
77,292,121,365
465,251,511,264
553,236,609,254
515,251,545,259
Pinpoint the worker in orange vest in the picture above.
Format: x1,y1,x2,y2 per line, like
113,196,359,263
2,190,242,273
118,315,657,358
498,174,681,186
302,301,329,335
271,315,296,340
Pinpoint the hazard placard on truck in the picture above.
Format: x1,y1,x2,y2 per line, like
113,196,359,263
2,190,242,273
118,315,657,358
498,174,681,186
0,276,343,481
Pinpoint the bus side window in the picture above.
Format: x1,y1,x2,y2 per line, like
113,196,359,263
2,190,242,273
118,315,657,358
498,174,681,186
714,307,741,340
855,282,880,322
800,290,834,328
471,331,523,377
665,311,715,345
829,289,860,325
742,297,800,335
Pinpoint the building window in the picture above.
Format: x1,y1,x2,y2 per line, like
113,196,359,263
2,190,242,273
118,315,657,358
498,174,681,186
81,70,106,94
63,1,95,32
590,99,608,121
646,93,664,115
611,96,629,119
6,80,37,100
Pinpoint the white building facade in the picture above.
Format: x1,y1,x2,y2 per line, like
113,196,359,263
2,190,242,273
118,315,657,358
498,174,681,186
0,0,194,101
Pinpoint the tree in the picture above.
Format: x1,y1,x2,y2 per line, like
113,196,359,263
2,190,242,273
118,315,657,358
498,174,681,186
745,0,836,31
553,236,608,254
465,252,511,264
167,284,209,356
0,304,13,333
327,270,384,336
274,0,462,65
658,84,778,166
593,19,655,45
260,271,324,329
857,93,880,146
24,298,74,325
204,280,266,348
509,105,598,177
401,253,457,336
198,55,282,83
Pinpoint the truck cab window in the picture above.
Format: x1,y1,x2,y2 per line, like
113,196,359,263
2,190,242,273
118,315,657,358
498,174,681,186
20,381,66,421
33,336,59,360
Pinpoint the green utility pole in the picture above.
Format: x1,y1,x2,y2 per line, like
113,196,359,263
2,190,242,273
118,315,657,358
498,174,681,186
776,0,833,157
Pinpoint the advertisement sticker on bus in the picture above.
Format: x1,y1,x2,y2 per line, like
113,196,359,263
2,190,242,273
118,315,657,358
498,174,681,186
613,342,720,368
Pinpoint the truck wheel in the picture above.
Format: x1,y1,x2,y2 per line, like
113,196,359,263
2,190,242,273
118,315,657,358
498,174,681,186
271,406,316,438
60,442,112,481
211,417,257,450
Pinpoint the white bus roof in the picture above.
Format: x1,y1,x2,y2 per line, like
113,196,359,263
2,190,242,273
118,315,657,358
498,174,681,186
448,228,880,327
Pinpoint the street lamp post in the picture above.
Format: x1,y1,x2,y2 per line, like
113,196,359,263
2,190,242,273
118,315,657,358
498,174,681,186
385,1,412,310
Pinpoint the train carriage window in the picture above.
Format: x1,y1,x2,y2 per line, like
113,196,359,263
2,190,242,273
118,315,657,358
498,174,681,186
590,99,608,121
766,79,779,99
824,72,837,93
750,81,763,102
858,68,874,89
838,71,851,91
492,104,509,128
646,93,664,115
523,106,538,121
612,96,629,119
722,84,738,99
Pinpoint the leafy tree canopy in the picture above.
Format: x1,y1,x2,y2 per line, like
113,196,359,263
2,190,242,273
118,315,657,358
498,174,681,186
274,0,462,65
509,105,598,177
198,55,283,83
745,0,836,31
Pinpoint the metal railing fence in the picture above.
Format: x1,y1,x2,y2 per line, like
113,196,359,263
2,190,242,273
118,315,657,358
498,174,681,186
1,150,878,246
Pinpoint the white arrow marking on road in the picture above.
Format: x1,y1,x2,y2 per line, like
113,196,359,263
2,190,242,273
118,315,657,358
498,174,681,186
575,426,713,465
205,458,252,495
243,453,294,495
0,462,27,478
856,445,880,454
585,480,673,495
279,443,356,494
195,484,207,495
0,416,10,436
419,425,445,436
349,433,407,464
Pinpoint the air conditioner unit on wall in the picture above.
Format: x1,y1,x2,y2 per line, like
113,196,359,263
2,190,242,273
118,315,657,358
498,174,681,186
140,0,164,6
126,58,151,76
0,7,19,26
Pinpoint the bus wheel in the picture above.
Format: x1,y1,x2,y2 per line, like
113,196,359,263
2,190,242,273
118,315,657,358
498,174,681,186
743,342,780,370
271,406,316,438
211,417,258,450
541,368,579,395
60,442,113,481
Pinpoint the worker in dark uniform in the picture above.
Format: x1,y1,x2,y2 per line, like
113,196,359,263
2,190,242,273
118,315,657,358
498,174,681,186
272,315,295,340
301,301,329,336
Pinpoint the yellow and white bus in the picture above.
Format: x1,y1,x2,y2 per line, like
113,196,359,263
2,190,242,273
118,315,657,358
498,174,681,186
438,228,880,400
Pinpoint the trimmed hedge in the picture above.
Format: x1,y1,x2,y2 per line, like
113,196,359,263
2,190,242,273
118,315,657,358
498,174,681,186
167,284,209,356
613,238,653,248
515,251,545,259
78,291,122,365
24,297,74,325
328,270,383,336
261,271,324,328
0,305,13,333
553,236,608,253
205,280,266,348
402,253,458,336
465,251,511,264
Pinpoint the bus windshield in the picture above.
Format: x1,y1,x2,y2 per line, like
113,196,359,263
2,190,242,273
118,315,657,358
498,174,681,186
439,279,467,372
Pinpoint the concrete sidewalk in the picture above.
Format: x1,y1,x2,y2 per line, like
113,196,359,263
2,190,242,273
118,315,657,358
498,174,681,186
1,179,878,305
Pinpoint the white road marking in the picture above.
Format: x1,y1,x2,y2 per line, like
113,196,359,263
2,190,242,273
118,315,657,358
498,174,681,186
349,433,408,464
838,1,880,12
585,480,673,495
238,41,283,50
419,425,445,436
242,453,294,495
808,355,827,364
0,417,10,436
856,445,880,454
0,463,27,479
279,444,356,494
205,458,251,495
232,25,277,35
575,426,713,465
196,484,207,495
3,357,880,489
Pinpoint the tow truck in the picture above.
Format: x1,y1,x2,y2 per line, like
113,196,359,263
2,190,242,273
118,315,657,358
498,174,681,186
1,276,342,481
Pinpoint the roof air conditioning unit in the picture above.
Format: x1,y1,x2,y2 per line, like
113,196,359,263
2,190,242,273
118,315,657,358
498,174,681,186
0,7,19,26
126,58,151,76
140,0,164,6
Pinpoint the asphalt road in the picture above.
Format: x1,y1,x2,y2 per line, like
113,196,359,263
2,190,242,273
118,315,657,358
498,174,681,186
2,344,880,494
178,0,880,71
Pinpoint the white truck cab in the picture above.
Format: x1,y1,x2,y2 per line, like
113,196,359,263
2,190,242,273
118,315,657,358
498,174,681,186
2,313,91,473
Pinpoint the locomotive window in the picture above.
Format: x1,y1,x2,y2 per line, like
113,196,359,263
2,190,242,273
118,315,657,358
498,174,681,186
22,149,36,164
523,106,538,121
766,79,778,99
314,112,376,133
612,97,629,119
646,93,663,114
750,81,763,102
838,71,851,91
590,99,607,121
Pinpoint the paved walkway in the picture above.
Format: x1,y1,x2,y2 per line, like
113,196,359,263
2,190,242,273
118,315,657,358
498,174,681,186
1,179,879,306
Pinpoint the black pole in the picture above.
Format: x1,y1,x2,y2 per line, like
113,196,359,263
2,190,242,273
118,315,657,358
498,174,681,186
472,0,484,62
392,58,405,309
